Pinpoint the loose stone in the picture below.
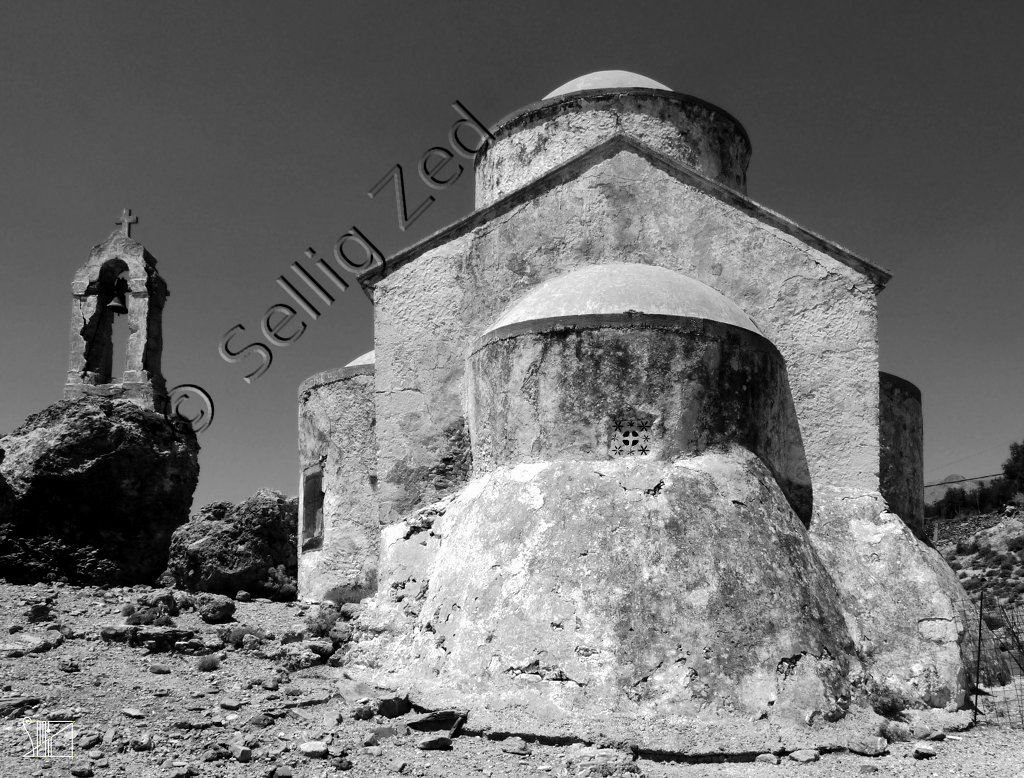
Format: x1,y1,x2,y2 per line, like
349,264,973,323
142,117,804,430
417,735,453,750
789,749,820,763
913,742,937,759
847,736,888,757
228,743,251,762
299,740,329,758
501,737,531,756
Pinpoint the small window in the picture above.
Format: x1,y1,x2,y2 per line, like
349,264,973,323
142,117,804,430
301,469,324,551
609,415,654,457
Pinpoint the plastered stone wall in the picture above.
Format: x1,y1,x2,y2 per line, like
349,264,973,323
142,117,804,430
879,372,925,539
371,148,880,525
469,317,812,522
297,363,377,602
477,91,750,206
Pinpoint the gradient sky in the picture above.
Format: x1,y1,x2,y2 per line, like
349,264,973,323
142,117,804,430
2,1,1022,510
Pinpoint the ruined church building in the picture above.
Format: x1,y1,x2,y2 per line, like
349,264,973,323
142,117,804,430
296,73,964,729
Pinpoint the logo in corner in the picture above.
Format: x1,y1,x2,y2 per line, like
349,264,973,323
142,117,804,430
23,718,75,758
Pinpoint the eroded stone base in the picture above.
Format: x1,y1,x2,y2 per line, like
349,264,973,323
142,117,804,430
345,447,862,744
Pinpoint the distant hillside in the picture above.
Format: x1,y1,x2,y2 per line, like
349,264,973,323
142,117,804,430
925,473,992,505
938,512,1024,609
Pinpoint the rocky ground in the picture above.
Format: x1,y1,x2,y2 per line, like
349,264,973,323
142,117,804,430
2,581,1023,778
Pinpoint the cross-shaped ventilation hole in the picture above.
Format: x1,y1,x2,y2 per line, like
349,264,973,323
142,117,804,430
610,418,652,457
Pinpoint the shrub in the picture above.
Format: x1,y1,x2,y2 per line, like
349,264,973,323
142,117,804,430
219,624,267,648
262,564,298,601
957,539,980,555
196,655,220,672
305,603,340,638
869,685,911,719
125,607,175,627
984,613,1004,630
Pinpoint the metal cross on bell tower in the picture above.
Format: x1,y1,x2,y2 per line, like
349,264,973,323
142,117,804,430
115,208,138,238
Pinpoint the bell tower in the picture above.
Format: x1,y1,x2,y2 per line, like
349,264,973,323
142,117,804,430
64,209,169,413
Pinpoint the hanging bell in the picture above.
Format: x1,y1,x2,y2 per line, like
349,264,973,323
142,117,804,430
107,278,129,315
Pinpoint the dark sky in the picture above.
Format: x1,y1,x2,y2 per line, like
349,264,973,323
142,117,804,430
2,1,1022,509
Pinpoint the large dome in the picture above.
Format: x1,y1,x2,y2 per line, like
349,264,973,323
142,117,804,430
544,70,671,99
483,263,760,337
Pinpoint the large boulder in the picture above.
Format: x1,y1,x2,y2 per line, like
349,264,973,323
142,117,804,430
0,398,199,585
162,489,298,600
346,448,861,750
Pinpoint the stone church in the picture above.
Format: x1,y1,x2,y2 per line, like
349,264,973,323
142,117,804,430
297,72,970,744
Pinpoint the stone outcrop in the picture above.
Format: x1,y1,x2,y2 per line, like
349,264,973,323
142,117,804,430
347,447,860,745
162,490,297,600
0,398,198,585
808,489,972,710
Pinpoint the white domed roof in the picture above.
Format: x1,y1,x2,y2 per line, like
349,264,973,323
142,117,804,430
345,350,375,368
484,264,760,336
544,70,671,99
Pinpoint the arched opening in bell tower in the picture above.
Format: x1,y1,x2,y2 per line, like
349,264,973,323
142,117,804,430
81,258,130,385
